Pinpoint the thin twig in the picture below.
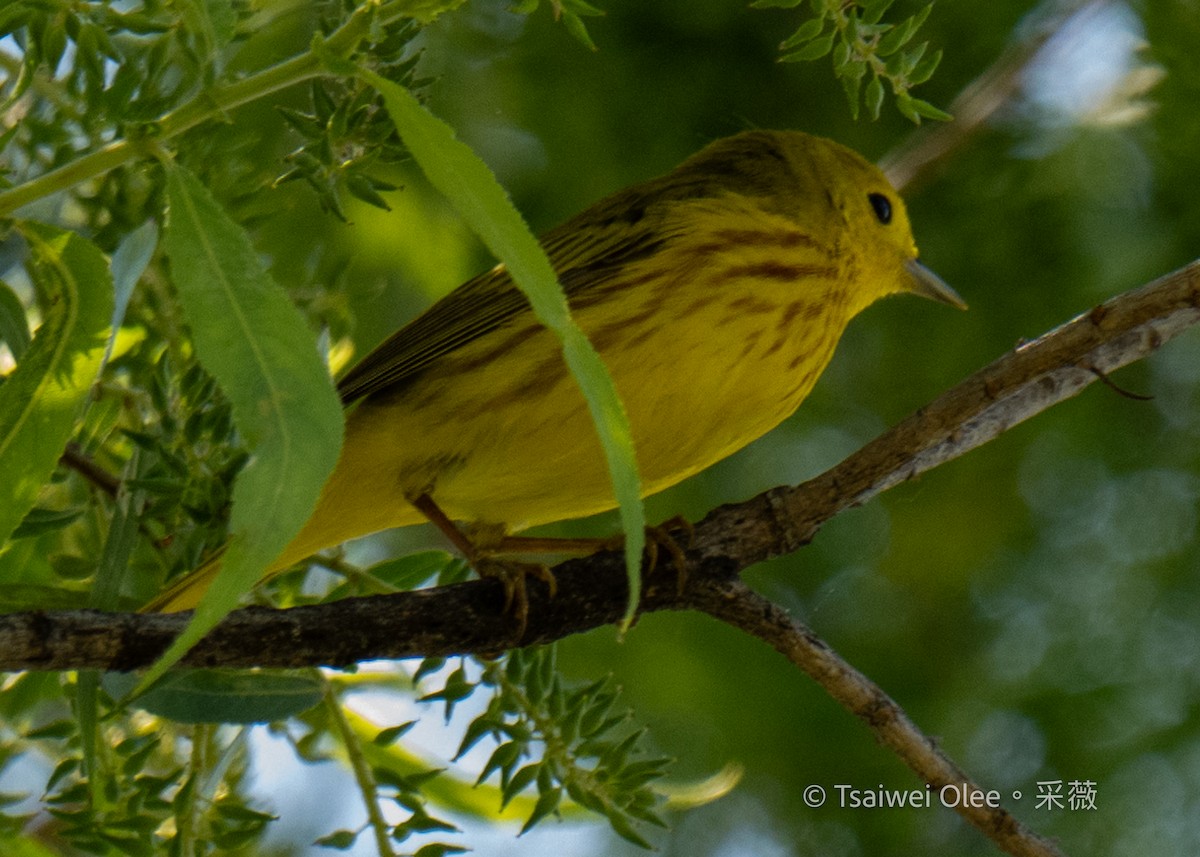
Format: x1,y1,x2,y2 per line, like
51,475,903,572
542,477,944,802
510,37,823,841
882,0,1101,192
59,443,121,498
322,675,398,857
690,576,1065,857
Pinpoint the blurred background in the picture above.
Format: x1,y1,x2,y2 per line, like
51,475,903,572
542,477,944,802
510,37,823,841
5,0,1200,854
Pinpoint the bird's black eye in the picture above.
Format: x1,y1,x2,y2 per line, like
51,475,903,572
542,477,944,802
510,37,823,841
868,192,892,225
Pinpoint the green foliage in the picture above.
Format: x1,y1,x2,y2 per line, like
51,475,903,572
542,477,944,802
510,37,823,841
0,1,684,851
103,670,325,724
11,678,273,857
755,0,949,122
275,21,425,219
510,0,606,51
140,160,344,688
423,646,670,847
0,225,111,549
0,0,253,246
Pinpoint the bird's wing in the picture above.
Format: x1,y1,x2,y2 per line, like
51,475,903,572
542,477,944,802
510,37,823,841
335,190,668,405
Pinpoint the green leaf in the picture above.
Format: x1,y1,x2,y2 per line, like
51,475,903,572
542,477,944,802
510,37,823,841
137,162,344,692
908,47,942,85
0,583,89,611
0,279,31,360
607,810,653,849
476,741,521,786
780,16,825,50
10,506,84,539
841,72,862,120
105,220,157,368
861,0,897,24
780,32,834,62
344,172,393,211
865,75,885,120
564,0,605,16
181,0,238,59
366,551,453,590
315,829,360,849
104,670,324,723
876,14,915,55
562,11,598,51
374,721,418,746
843,8,860,47
411,844,468,857
89,449,144,611
907,96,953,122
359,70,646,630
0,223,111,549
899,41,928,76
454,714,497,760
519,786,562,834
25,720,76,740
500,763,539,808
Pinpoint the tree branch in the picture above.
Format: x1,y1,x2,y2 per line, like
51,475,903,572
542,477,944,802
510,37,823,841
6,259,1193,857
692,578,1064,857
2,259,1197,671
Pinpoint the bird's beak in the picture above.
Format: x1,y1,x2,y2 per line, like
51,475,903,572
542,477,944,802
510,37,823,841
905,259,967,310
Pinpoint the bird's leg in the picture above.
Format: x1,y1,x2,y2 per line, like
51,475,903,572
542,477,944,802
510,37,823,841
490,515,695,595
412,495,695,632
410,494,555,634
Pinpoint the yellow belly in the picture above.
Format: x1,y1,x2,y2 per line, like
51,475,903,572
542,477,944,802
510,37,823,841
278,257,849,571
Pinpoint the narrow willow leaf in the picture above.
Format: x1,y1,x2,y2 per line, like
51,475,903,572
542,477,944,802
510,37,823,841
89,449,144,611
0,223,111,548
105,220,157,368
865,75,885,120
315,829,359,849
861,0,896,24
562,11,598,51
876,13,917,56
780,32,834,62
0,279,30,359
374,721,418,746
10,506,84,539
831,40,852,74
519,786,562,834
909,47,942,85
841,73,863,119
411,844,469,857
138,163,343,692
500,763,539,808
565,0,605,16
901,41,928,76
896,91,919,122
908,96,954,122
607,810,653,849
104,670,323,723
779,15,824,49
360,70,647,629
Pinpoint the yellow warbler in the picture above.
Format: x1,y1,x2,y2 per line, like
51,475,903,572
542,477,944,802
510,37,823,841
148,129,962,612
